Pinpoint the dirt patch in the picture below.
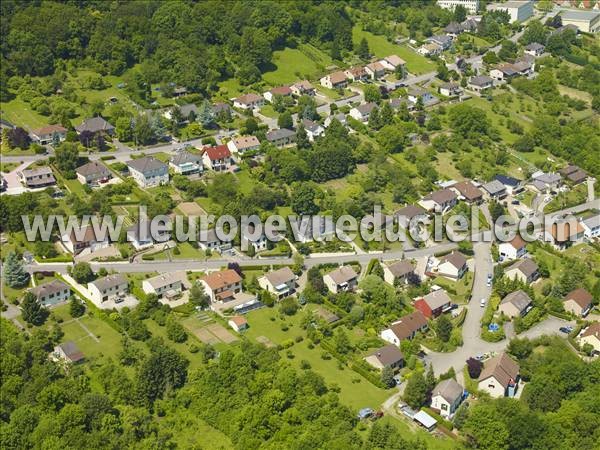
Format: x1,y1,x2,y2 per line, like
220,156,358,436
206,323,238,343
194,328,221,344
178,202,207,216
256,335,275,348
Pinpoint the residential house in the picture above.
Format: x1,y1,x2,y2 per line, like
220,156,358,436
344,66,368,82
202,145,232,172
227,135,261,155
461,18,480,32
263,86,292,103
76,161,112,186
494,174,524,194
170,150,203,175
505,258,539,284
415,289,453,318
482,179,507,200
365,61,385,79
563,288,593,317
75,117,115,136
127,220,171,250
384,260,416,286
444,22,464,37
439,82,462,98
543,220,585,250
62,225,109,254
31,125,67,145
408,87,435,105
380,55,406,74
418,188,458,213
380,311,429,345
395,204,429,227
52,341,85,364
302,119,325,142
389,97,416,112
578,322,600,353
427,34,453,50
212,102,232,117
558,164,588,185
499,290,532,318
478,353,520,398
581,214,600,239
233,93,264,110
142,271,187,300
126,156,168,188
467,75,494,94
199,269,243,303
324,113,347,128
323,266,358,293
349,102,377,122
488,1,534,23
499,235,528,261
228,316,248,332
530,171,562,192
364,345,404,371
290,80,315,96
560,9,600,33
241,225,268,253
417,42,443,56
452,180,483,204
258,267,297,300
436,251,468,280
172,86,188,97
490,57,534,81
88,274,128,304
437,0,480,15
431,379,464,419
320,71,348,89
18,167,56,188
29,280,70,306
198,228,232,254
524,42,545,57
266,128,296,147
163,103,199,122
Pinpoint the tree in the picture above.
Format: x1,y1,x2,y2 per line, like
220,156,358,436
55,143,79,176
513,133,535,152
357,37,370,60
334,328,352,354
448,104,490,137
166,316,187,343
363,85,381,103
379,101,394,126
116,117,133,141
295,123,310,149
6,127,31,149
69,297,85,318
520,20,548,46
4,251,30,288
71,262,93,284
291,183,320,215
463,403,509,450
376,125,406,153
482,51,499,66
435,314,453,343
189,283,209,309
197,100,215,127
437,60,449,82
277,111,293,129
381,366,395,388
403,371,428,409
498,40,518,61
133,113,155,146
21,292,48,325
454,4,467,22
466,357,483,378
368,107,381,130
279,297,298,315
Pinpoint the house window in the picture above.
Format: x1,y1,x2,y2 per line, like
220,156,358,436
441,404,448,411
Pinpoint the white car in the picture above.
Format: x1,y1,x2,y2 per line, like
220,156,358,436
480,298,486,307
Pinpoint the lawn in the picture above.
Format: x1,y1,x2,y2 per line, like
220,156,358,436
244,307,305,345
60,313,122,361
164,410,234,450
262,44,333,85
432,272,474,304
259,104,279,119
352,26,435,75
0,97,50,129
546,184,588,213
144,318,204,370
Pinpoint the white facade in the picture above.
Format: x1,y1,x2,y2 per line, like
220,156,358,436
380,328,401,346
488,1,534,23
437,0,479,14
431,394,460,419
498,242,526,261
478,376,508,398
88,280,128,304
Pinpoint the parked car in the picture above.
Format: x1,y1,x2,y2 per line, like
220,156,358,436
559,326,573,334
480,298,486,307
511,200,520,205
487,274,493,286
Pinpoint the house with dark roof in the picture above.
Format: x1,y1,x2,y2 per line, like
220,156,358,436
75,117,115,135
29,280,71,306
61,225,110,254
418,189,458,213
530,171,562,192
324,266,358,293
436,251,468,280
364,345,404,371
563,288,593,317
467,75,494,94
163,103,199,122
266,128,296,147
52,341,85,364
499,290,533,318
478,353,520,398
202,145,232,171
439,82,462,98
431,379,464,418
198,228,233,254
452,180,483,204
76,161,112,186
394,205,428,227
525,42,545,57
301,119,325,142
558,164,588,185
126,156,169,187
482,179,507,200
380,311,428,345
415,289,453,318
494,174,524,195
88,274,128,304
427,34,453,50
18,167,56,189
444,22,463,36
170,150,203,175
505,258,539,284
384,260,416,286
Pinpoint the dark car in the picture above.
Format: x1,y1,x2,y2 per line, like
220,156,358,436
511,200,520,205
559,326,573,334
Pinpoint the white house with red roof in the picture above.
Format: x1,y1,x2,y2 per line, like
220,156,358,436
499,235,528,261
202,145,232,172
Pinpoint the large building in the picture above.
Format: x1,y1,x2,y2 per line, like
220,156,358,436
488,1,534,23
560,10,600,33
437,0,479,14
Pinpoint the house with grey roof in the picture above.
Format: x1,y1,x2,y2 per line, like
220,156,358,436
75,117,115,135
126,156,169,187
431,379,464,418
323,266,358,293
364,345,404,371
436,251,468,280
198,228,233,254
29,280,71,306
301,119,325,142
384,260,416,286
530,171,561,192
467,75,494,94
18,167,56,188
478,353,520,398
52,341,85,364
499,290,532,318
258,267,297,299
88,274,128,304
560,9,600,33
142,271,188,300
76,161,112,186
581,213,600,239
525,42,545,57
266,128,296,147
349,102,377,122
169,150,203,175
418,189,457,213
505,258,539,284
482,179,507,199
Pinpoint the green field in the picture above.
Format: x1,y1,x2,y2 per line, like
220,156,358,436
60,314,122,361
262,44,333,85
1,97,49,129
352,27,434,75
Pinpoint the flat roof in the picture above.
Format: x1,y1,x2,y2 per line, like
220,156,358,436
561,10,600,22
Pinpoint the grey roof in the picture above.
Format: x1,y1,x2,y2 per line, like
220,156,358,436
21,167,54,177
57,341,84,362
432,378,463,404
386,260,415,278
525,43,545,51
170,150,202,166
561,10,600,22
263,267,296,287
145,271,186,290
367,344,404,367
91,274,127,291
469,75,493,87
326,265,358,285
582,214,600,231
301,119,322,133
483,179,506,195
30,280,69,299
355,102,377,115
75,116,115,133
533,172,561,185
422,289,452,310
479,353,519,388
440,251,467,270
178,103,200,117
428,34,452,45
501,290,532,312
266,128,296,141
506,258,538,277
126,156,168,174
395,205,427,220
440,82,460,91
444,22,463,34
76,161,111,178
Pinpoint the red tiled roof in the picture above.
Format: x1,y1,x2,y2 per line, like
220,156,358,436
204,144,231,161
